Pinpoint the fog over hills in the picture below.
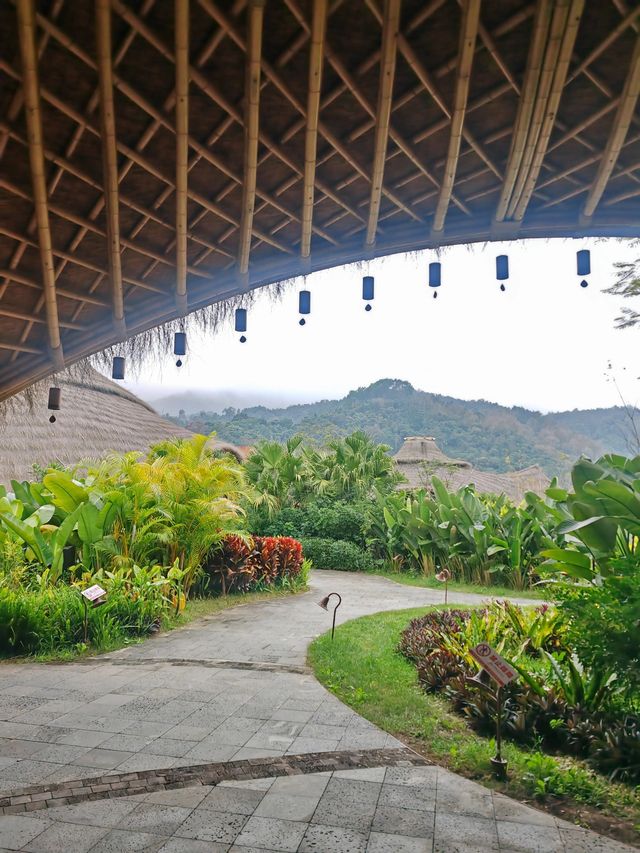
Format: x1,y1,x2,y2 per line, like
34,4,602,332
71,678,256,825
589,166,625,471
148,379,638,476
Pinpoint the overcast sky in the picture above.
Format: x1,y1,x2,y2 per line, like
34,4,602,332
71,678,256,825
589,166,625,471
124,237,640,414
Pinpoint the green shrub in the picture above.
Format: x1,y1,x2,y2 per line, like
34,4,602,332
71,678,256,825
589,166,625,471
251,500,370,547
398,604,640,783
0,586,163,656
300,537,375,571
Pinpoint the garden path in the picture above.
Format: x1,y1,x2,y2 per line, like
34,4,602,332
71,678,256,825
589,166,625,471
0,571,633,852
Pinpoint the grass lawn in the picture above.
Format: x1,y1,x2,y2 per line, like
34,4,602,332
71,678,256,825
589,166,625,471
369,569,547,600
308,607,640,847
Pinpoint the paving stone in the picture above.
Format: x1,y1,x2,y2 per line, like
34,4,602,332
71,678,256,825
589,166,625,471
367,832,432,852
299,822,368,852
378,783,437,812
159,839,228,853
433,812,498,852
29,744,90,764
491,793,556,826
0,739,46,759
99,735,156,754
175,809,247,844
88,829,167,853
48,798,140,827
73,749,133,769
558,826,636,852
183,743,238,762
334,767,386,782
495,819,564,852
372,804,436,839
435,773,495,819
200,786,264,815
254,791,321,822
144,787,212,809
0,814,51,850
118,803,193,837
234,816,307,852
55,729,113,748
22,821,109,852
270,773,330,798
0,760,60,785
384,766,438,787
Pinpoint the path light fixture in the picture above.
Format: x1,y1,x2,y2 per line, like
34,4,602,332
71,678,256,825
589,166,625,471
317,592,342,640
435,568,451,605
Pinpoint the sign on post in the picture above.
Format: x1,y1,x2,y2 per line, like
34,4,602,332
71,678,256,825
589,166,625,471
81,584,106,604
470,643,518,688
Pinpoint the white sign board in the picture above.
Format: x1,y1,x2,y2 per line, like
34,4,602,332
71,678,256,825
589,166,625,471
470,643,518,688
81,584,106,602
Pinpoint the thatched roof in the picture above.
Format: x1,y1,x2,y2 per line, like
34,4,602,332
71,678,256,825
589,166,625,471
1,1,640,400
394,436,549,503
0,368,242,484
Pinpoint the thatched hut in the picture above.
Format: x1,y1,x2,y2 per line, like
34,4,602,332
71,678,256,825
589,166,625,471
394,436,549,503
0,369,242,484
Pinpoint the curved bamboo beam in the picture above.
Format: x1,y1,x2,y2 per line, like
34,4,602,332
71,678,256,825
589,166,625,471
16,0,64,370
175,0,189,314
301,0,327,260
366,0,401,247
96,0,126,338
432,0,481,233
237,0,265,280
581,34,640,219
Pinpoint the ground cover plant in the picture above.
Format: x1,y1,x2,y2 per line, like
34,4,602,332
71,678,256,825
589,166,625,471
309,608,640,846
0,434,307,657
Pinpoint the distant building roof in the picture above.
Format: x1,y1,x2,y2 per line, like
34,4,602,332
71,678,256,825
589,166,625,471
393,436,549,503
0,368,243,484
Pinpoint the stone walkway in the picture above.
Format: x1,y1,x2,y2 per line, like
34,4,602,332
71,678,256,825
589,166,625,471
0,571,633,851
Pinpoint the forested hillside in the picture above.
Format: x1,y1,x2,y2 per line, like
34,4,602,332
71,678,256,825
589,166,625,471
166,379,637,475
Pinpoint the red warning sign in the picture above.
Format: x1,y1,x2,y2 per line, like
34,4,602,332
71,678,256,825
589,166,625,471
470,643,518,688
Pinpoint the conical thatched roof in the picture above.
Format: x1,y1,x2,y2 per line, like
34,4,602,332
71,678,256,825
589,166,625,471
0,369,242,485
394,436,549,503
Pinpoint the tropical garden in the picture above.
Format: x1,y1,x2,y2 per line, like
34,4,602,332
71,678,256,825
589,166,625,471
1,426,638,837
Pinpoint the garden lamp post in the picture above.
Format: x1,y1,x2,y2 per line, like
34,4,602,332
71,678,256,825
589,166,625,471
435,568,451,605
317,592,342,640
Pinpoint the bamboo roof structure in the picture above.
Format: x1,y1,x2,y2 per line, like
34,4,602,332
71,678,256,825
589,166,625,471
0,367,243,483
1,0,640,401
394,435,549,501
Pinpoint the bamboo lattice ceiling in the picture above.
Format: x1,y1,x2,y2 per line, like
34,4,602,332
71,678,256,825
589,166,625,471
1,0,640,401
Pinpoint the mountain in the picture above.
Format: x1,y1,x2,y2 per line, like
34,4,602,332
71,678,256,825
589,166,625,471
147,388,308,415
168,379,638,476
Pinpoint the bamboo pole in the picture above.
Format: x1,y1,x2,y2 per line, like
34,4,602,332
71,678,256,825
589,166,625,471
566,5,640,85
16,0,64,370
237,0,265,279
494,0,553,222
511,0,584,221
301,0,327,260
175,0,189,314
582,35,640,218
366,0,402,247
96,0,126,337
433,0,481,233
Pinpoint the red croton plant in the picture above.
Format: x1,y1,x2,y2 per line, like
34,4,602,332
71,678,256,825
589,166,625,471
205,535,303,595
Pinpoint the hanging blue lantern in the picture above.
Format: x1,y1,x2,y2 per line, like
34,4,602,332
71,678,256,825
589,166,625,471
235,308,247,343
174,331,186,367
496,255,509,292
299,290,311,325
112,356,125,380
362,275,374,311
48,386,61,423
429,262,441,299
577,249,590,287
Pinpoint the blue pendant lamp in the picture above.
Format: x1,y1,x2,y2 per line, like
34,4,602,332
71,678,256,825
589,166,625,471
299,290,311,325
112,356,125,380
362,275,374,311
174,331,186,367
429,262,441,299
235,308,247,343
577,250,590,288
496,255,509,292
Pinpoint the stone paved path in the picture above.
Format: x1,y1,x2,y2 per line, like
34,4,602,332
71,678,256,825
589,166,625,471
0,571,634,851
